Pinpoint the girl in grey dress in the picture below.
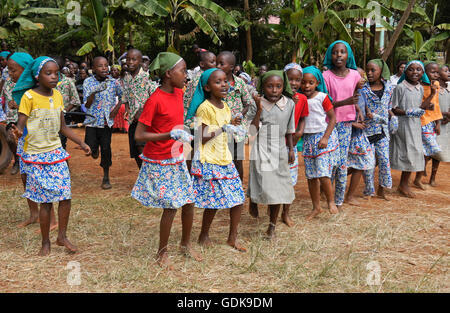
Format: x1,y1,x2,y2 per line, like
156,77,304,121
390,61,433,198
430,65,450,185
246,70,296,239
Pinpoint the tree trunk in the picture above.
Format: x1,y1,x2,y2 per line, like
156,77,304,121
165,17,169,50
382,0,417,61
369,22,376,59
128,28,133,46
363,18,367,71
244,0,252,61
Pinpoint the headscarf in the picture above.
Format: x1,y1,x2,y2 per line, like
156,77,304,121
284,62,303,73
0,51,10,58
12,56,57,105
368,58,390,81
111,64,121,71
257,70,293,98
323,40,357,70
302,66,332,101
8,52,33,71
397,60,431,85
185,68,221,120
149,52,183,77
239,72,252,84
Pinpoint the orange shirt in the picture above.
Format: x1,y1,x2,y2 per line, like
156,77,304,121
421,81,442,126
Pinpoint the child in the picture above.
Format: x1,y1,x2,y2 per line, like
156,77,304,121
282,62,308,226
110,64,128,133
246,70,296,238
359,59,395,200
389,60,407,86
390,61,432,198
216,51,255,180
431,65,450,184
322,40,361,208
12,56,91,256
122,49,158,169
83,56,123,189
413,62,442,189
131,52,201,268
300,66,339,219
188,68,246,251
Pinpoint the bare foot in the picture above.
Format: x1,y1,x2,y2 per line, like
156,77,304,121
413,179,427,190
306,209,322,220
179,245,203,261
56,237,77,253
249,202,259,218
226,240,247,252
344,196,361,206
17,216,39,228
376,188,390,201
38,241,51,256
35,223,58,234
265,224,276,240
281,213,295,227
398,186,415,198
156,252,173,270
362,195,372,201
429,180,437,187
329,203,339,214
198,234,214,247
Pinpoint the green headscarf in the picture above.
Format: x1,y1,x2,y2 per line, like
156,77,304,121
185,68,221,120
257,70,293,98
8,52,34,71
12,56,57,105
323,40,357,70
368,58,390,81
149,52,183,77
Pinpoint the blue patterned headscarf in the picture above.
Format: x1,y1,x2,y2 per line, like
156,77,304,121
284,62,303,73
323,40,357,70
12,56,57,105
302,66,331,101
185,68,221,120
397,60,431,85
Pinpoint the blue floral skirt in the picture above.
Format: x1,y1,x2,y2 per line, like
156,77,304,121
16,136,28,175
347,130,375,170
302,129,339,179
20,148,71,203
422,121,441,156
131,154,194,209
191,161,245,209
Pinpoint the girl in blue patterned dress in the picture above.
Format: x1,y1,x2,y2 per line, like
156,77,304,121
300,66,339,220
131,52,201,268
187,68,246,252
12,56,91,256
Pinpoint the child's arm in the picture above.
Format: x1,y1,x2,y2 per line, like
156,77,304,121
286,133,295,164
11,112,28,139
332,94,360,109
435,119,441,135
421,82,438,110
293,117,305,146
59,112,91,155
250,94,262,130
200,123,225,145
318,108,336,149
134,121,171,142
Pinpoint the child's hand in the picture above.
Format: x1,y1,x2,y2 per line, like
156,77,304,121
80,142,91,156
170,129,193,143
318,136,328,149
10,124,22,140
8,100,18,110
430,81,438,95
231,113,242,125
365,105,373,119
435,123,441,136
353,122,365,130
288,149,296,164
253,94,262,111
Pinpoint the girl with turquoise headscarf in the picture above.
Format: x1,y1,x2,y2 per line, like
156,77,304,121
390,60,433,198
322,40,362,208
246,70,297,238
13,56,91,256
300,66,340,219
188,68,246,252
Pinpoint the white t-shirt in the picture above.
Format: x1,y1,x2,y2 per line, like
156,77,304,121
389,74,401,86
304,92,333,133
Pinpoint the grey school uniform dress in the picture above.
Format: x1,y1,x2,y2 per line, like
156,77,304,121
390,81,425,172
434,85,450,162
246,95,296,204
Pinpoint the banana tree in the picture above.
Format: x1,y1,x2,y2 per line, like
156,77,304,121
0,0,64,39
125,0,238,52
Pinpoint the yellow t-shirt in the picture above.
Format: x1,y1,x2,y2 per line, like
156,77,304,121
19,89,63,154
196,100,232,165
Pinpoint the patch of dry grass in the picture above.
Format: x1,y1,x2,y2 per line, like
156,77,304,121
0,185,448,293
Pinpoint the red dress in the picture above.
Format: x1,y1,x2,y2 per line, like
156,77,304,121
112,79,129,132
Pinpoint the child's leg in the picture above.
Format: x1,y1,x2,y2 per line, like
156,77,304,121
228,205,246,252
157,208,177,267
362,168,375,198
6,129,18,174
266,204,281,238
399,171,414,198
429,158,440,186
198,209,217,246
17,173,39,227
249,200,258,218
413,156,430,190
281,204,294,227
306,178,322,220
55,200,77,253
180,203,201,261
376,138,392,200
38,203,53,256
345,169,363,206
320,177,338,214
100,127,113,189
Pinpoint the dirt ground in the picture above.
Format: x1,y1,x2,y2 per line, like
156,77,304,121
0,128,448,292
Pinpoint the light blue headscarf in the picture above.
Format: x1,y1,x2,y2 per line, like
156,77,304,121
302,66,332,101
12,56,57,105
323,40,357,70
8,52,33,71
0,51,10,58
185,68,221,120
397,60,431,85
